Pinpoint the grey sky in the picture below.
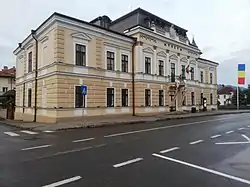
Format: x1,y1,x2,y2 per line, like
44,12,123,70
1,0,250,86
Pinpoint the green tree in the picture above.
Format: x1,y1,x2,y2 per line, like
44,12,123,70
232,88,247,106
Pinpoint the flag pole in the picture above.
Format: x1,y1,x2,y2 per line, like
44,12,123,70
237,85,239,110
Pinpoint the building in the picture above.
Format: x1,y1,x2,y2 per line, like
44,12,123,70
0,66,16,95
14,8,219,123
218,86,236,106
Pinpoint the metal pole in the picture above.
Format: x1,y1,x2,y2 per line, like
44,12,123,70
237,86,239,110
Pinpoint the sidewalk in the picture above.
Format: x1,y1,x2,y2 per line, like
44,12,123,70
1,110,250,131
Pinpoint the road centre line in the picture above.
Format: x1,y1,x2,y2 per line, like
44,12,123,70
22,144,52,151
238,128,245,130
189,140,204,145
72,137,95,143
104,117,241,138
113,158,143,168
216,142,250,145
248,126,250,128
21,130,38,135
4,132,20,136
226,131,234,134
152,153,250,185
43,130,54,133
42,176,82,187
210,134,221,139
160,147,180,154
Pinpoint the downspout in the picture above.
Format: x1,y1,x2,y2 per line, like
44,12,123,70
132,39,137,116
31,30,38,122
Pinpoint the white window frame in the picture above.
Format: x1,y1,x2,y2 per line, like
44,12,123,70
106,87,116,107
159,89,165,106
121,88,129,107
105,46,116,70
157,56,165,76
73,39,89,67
145,89,152,107
120,50,131,73
209,71,214,84
74,85,88,108
144,53,153,74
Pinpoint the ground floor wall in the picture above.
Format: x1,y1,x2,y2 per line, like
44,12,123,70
14,74,218,123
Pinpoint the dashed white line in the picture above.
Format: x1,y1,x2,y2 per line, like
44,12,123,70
216,142,250,145
152,153,250,185
42,176,82,187
248,126,250,128
43,130,54,133
189,140,204,145
113,158,143,168
242,134,250,142
22,144,52,151
226,131,234,134
210,134,221,139
160,147,180,154
104,117,239,138
4,132,20,136
72,137,95,143
238,128,245,130
20,130,38,135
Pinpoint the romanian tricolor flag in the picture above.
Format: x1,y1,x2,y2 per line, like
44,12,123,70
238,64,246,85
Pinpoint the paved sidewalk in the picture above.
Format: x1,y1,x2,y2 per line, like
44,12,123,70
1,110,250,131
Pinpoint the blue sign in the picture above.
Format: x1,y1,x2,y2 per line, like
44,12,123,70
81,85,87,95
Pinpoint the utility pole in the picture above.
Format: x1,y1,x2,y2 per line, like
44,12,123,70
237,86,239,110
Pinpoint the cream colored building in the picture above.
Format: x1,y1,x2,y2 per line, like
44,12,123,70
14,8,218,123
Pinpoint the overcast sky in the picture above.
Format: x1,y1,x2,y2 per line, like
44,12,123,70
1,0,250,86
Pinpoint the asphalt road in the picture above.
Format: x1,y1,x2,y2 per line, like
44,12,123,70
1,113,250,187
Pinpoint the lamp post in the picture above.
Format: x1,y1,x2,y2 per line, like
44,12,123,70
31,30,38,122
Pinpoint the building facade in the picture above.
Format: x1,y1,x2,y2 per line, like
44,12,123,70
0,66,16,96
14,8,218,123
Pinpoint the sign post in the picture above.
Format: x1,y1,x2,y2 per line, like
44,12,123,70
81,85,87,123
237,64,246,110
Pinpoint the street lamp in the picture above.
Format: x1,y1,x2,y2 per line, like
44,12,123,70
31,29,38,122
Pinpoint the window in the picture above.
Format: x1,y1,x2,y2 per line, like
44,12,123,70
107,88,114,107
121,89,128,107
181,65,185,78
28,88,32,107
224,95,226,99
182,92,186,106
201,93,203,105
190,67,194,80
2,87,8,92
200,71,204,83
159,90,164,106
210,93,213,105
145,57,151,74
159,60,164,76
107,51,115,70
121,54,128,72
28,52,32,73
75,44,86,66
171,63,175,82
210,73,213,84
75,86,85,108
191,92,195,106
145,89,151,106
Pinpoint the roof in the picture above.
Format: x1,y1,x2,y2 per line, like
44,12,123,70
0,66,15,78
110,8,188,32
14,12,136,53
198,57,219,65
218,87,236,95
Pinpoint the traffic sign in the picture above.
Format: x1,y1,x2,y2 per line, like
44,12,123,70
81,85,87,95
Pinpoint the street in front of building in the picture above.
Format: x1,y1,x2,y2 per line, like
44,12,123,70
1,113,250,187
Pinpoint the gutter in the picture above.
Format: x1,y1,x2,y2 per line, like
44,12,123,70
132,39,137,116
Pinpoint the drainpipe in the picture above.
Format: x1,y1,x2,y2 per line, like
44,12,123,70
18,43,25,113
31,30,38,122
132,39,137,116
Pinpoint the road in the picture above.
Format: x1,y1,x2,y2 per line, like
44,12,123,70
1,113,250,187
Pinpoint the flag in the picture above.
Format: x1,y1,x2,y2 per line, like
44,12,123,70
238,64,245,85
186,64,190,74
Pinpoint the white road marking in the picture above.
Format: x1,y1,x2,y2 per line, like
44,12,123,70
72,137,95,143
21,144,52,151
42,176,82,187
189,140,204,145
4,132,20,136
210,134,221,139
238,128,245,130
242,134,250,142
216,142,250,145
113,158,143,168
160,147,180,154
152,153,250,185
248,126,250,128
226,131,234,134
104,117,240,138
43,130,54,133
20,130,38,135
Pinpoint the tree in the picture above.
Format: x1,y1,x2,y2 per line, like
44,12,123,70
232,88,247,106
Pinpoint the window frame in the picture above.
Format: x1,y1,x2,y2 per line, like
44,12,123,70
210,93,213,105
2,87,8,93
200,71,204,83
145,57,151,74
181,65,186,78
107,88,115,107
190,67,194,80
74,85,87,108
145,89,151,107
210,72,213,84
121,54,129,73
158,60,164,76
191,92,195,106
28,51,32,73
170,63,176,82
75,44,86,66
159,90,164,106
28,88,32,107
121,88,129,107
107,51,115,71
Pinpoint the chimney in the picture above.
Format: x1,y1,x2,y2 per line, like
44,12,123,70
3,66,8,70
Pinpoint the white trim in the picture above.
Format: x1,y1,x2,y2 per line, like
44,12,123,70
71,32,91,41
73,38,89,67
104,46,117,70
106,87,116,108
143,47,154,54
